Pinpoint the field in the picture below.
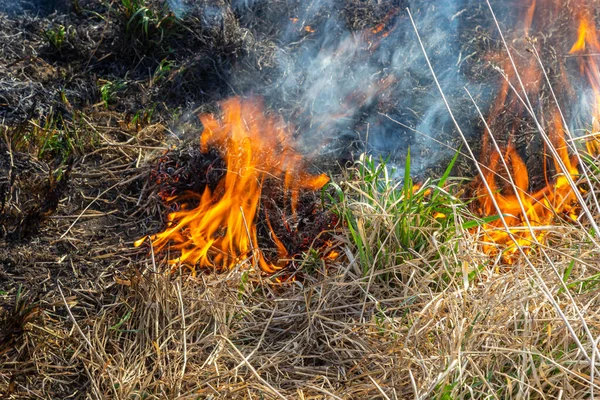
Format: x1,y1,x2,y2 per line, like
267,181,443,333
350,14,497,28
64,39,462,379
1,1,600,399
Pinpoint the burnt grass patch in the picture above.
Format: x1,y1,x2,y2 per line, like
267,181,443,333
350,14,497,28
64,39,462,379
143,144,339,273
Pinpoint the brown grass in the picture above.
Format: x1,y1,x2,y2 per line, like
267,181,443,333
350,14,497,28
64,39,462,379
3,163,600,399
2,2,600,397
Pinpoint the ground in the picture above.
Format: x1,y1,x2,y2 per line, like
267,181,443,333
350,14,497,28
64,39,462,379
2,1,600,399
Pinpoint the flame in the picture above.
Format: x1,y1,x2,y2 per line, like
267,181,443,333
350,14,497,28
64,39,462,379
477,1,599,261
137,97,329,273
372,23,385,35
569,15,600,54
569,10,600,155
326,250,340,260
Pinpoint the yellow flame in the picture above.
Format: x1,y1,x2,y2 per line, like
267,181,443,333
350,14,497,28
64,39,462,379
138,97,329,273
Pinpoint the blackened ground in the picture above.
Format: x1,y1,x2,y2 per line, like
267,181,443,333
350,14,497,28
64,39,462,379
0,0,416,298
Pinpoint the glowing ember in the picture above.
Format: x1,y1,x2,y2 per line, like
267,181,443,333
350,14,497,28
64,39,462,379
477,1,599,261
136,97,329,273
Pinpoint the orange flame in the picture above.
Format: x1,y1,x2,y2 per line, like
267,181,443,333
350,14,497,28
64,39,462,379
569,10,600,155
137,97,329,273
476,1,599,261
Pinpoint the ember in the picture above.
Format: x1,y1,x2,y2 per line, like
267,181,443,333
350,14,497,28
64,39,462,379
136,97,329,273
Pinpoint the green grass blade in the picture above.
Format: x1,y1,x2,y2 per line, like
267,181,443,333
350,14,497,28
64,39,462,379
461,214,502,229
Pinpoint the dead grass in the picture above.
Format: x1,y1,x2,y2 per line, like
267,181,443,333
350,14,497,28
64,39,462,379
5,161,600,399
2,101,600,399
2,1,600,399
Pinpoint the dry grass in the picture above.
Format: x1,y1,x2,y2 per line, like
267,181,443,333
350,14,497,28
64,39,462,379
1,99,599,399
3,2,600,399
5,156,600,399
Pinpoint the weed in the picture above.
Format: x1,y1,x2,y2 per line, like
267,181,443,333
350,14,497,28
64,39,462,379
130,104,156,130
153,58,175,84
119,0,177,48
99,79,127,108
327,149,475,278
292,247,328,278
44,24,68,50
15,111,73,162
564,271,600,293
435,383,457,400
0,286,40,356
237,270,249,300
8,109,98,163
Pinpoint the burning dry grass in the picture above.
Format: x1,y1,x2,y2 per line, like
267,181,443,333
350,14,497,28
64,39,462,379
136,97,330,274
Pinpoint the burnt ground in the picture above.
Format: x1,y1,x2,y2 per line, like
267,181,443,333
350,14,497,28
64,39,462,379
0,0,433,308
0,0,334,292
0,0,591,397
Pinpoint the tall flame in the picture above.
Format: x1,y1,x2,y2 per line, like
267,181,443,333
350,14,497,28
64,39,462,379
477,0,599,261
569,10,600,156
137,97,329,273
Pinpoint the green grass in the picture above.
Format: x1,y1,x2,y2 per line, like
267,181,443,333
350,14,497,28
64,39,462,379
99,79,127,108
9,109,99,163
152,58,175,84
43,24,68,51
129,104,157,130
327,149,477,279
118,0,177,48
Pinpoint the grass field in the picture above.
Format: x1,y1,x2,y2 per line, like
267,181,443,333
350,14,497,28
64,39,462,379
2,1,600,399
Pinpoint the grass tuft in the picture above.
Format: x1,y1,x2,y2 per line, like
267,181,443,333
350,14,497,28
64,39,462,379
0,287,40,357
327,150,478,281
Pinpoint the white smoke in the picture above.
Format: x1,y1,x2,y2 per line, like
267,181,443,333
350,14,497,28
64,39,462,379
167,0,496,176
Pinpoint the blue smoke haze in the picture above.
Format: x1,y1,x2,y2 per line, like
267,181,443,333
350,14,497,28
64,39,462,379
164,0,593,177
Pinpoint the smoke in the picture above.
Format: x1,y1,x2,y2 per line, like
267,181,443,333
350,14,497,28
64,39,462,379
0,0,67,16
264,0,489,176
166,0,188,19
166,0,501,177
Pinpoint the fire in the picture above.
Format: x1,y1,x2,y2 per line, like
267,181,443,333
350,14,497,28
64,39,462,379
478,118,580,259
569,15,598,54
569,10,600,155
136,97,329,273
477,1,599,261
